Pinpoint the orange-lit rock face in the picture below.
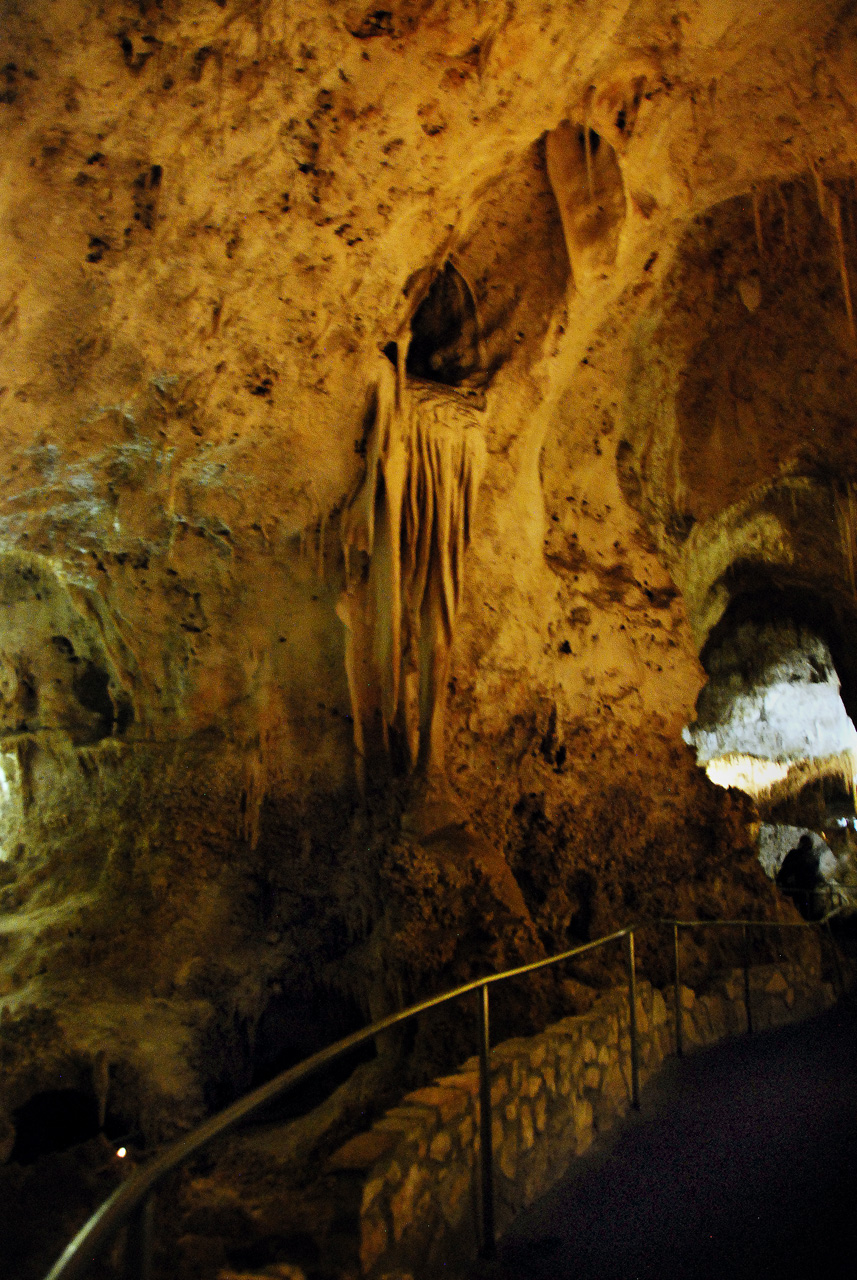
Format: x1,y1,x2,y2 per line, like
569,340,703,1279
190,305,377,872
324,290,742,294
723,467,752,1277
625,183,857,526
2,0,857,1150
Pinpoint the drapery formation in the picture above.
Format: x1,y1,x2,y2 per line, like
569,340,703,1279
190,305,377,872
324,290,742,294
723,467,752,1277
338,361,486,790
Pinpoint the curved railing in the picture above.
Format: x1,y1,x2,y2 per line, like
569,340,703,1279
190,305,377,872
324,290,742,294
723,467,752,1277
43,912,844,1280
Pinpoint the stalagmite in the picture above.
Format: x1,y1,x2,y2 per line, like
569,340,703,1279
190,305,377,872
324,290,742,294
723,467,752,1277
338,360,486,791
842,181,854,250
800,172,855,347
811,160,827,215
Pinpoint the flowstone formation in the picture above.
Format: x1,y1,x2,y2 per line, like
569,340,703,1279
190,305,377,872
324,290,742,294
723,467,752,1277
3,0,857,1273
338,359,486,794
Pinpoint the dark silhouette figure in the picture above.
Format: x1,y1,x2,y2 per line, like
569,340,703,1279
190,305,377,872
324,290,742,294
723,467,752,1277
776,833,825,919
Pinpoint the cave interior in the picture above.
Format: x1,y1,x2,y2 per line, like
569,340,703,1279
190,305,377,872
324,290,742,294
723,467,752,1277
3,1,857,1277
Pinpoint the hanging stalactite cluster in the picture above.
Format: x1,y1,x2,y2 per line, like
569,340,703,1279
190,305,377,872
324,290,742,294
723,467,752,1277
747,173,857,346
337,360,486,791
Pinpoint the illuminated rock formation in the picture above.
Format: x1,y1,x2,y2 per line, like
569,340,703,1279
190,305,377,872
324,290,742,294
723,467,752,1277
684,621,857,802
338,359,486,793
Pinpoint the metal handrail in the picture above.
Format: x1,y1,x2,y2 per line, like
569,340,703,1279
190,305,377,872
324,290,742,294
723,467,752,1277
666,915,836,927
45,927,633,1279
42,914,838,1279
667,915,844,1055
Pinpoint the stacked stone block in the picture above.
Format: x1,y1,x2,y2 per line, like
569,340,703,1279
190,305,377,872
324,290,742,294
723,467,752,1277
326,964,835,1280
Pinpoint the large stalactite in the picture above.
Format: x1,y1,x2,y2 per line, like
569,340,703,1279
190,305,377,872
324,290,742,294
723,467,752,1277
338,359,486,805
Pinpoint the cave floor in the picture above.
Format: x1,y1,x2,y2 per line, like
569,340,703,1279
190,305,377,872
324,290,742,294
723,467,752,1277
474,999,857,1280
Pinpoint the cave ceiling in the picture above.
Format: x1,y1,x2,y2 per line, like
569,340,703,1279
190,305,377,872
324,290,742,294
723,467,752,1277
3,0,857,1149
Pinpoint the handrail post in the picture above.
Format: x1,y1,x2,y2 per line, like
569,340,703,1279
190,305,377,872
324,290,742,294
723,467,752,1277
127,1190,154,1280
476,984,495,1260
673,922,684,1058
742,923,753,1035
625,929,640,1110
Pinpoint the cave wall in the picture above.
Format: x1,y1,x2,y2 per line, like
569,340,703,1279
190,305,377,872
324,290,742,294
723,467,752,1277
2,0,857,1149
622,178,857,660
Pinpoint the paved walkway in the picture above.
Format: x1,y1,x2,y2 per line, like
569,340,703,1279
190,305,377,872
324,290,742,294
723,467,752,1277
477,1001,857,1280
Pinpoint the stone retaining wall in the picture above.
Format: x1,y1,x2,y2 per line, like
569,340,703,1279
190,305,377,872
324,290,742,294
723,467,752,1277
326,963,835,1279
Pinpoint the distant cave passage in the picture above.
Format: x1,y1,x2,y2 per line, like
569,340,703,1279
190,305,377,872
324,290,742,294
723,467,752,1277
72,659,116,739
683,619,857,805
759,823,837,882
405,262,481,385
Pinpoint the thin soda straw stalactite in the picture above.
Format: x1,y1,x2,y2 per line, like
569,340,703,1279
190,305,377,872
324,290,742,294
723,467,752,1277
831,192,857,348
583,86,595,201
316,509,327,583
753,185,764,257
776,183,791,248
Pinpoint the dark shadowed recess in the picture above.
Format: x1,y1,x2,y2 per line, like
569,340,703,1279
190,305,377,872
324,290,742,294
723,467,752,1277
405,261,481,385
10,1088,133,1164
11,1089,102,1163
243,986,376,1125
